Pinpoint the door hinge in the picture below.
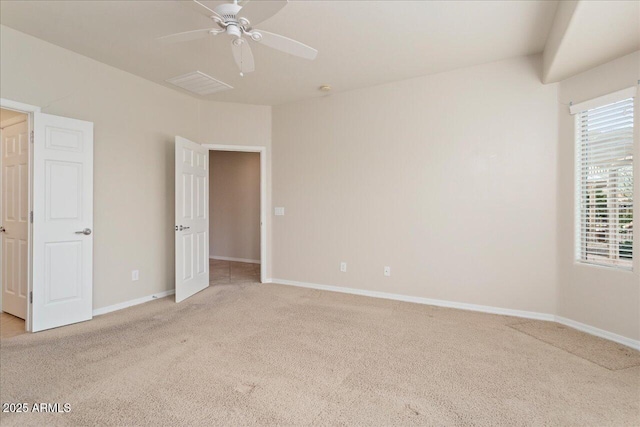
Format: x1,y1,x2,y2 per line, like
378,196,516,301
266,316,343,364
29,291,33,304
30,211,33,223
30,130,34,144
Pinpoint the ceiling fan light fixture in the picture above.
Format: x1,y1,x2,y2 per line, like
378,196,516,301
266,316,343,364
227,25,242,38
319,85,332,92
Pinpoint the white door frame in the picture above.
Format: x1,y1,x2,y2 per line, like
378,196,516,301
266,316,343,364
0,98,41,332
203,144,267,283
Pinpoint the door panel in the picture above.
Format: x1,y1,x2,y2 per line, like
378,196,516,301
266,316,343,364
46,161,82,220
4,239,14,293
18,240,28,298
175,136,209,303
32,113,93,332
1,119,29,319
45,241,82,302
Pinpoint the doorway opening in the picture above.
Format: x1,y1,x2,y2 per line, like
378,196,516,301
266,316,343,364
203,144,267,286
174,139,267,303
209,150,261,285
0,107,30,337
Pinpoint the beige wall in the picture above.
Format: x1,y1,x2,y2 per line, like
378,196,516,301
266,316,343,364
0,25,271,310
556,51,640,340
209,151,261,262
273,55,559,314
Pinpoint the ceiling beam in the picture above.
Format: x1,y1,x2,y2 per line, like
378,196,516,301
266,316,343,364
542,0,581,84
542,1,640,84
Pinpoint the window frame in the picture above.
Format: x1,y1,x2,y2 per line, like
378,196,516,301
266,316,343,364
573,89,636,271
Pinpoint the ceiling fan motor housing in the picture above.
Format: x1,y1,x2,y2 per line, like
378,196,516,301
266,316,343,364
214,3,242,23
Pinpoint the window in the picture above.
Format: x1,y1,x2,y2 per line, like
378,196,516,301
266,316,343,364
575,95,634,269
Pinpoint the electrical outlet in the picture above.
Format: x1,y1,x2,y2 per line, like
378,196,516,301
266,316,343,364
340,262,347,272
275,207,285,216
132,270,139,281
384,266,391,277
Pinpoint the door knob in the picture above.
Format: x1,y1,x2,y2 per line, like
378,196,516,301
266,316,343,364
0,226,5,233
178,225,190,231
75,228,92,235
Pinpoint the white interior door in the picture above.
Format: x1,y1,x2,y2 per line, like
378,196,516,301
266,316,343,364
175,136,209,303
1,119,29,319
32,112,93,332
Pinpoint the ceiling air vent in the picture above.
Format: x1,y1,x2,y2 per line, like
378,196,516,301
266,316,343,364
166,71,232,96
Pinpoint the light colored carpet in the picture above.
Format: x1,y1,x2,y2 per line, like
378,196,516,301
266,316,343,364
510,320,640,370
0,282,638,426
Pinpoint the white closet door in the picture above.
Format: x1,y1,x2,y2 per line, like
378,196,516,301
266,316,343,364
32,112,93,332
1,120,29,319
175,136,209,303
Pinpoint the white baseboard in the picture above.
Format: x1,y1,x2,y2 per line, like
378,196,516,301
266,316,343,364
210,256,260,264
93,289,175,317
555,316,640,350
270,278,640,350
271,278,553,321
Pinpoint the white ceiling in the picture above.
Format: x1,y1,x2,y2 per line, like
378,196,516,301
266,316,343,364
0,0,560,105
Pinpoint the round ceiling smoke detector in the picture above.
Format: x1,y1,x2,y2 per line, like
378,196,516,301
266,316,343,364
319,85,332,92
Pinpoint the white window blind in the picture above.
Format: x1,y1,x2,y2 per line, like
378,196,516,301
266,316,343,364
576,97,634,269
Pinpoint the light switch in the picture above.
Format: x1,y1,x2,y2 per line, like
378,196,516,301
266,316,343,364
275,207,285,216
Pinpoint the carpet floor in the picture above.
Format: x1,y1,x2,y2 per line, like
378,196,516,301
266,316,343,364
0,282,638,426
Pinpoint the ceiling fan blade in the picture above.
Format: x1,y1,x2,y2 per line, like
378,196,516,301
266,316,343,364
237,0,287,26
158,28,217,43
231,40,255,75
189,0,225,23
254,30,317,60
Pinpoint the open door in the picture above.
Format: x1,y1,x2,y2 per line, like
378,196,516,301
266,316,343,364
1,117,29,320
32,113,94,332
175,136,209,302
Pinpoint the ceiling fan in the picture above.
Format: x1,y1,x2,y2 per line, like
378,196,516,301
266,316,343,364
160,0,318,76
